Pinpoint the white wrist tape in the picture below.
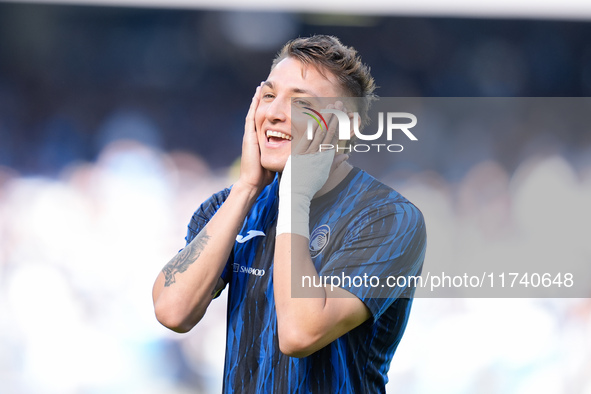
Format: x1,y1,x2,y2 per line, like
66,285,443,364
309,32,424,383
276,151,335,238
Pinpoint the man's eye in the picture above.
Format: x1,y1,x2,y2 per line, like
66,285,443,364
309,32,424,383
263,93,275,99
294,99,311,106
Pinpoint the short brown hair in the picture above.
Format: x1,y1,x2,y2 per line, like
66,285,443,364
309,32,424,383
272,35,376,125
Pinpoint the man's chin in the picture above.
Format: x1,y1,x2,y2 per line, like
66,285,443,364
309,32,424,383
261,157,287,173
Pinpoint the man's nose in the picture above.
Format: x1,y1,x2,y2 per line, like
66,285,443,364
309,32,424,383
265,97,289,123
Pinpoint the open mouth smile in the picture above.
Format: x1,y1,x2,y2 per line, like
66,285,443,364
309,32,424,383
265,130,292,146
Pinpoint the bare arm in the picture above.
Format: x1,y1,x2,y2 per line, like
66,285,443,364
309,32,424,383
152,84,273,333
274,233,371,357
152,183,261,333
273,101,370,357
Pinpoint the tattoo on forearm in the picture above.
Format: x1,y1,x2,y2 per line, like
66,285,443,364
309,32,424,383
162,230,211,287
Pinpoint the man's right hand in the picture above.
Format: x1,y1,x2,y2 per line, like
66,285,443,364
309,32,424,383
237,84,275,194
153,84,276,333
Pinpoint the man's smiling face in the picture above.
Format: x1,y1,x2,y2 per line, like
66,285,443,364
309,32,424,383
255,56,344,172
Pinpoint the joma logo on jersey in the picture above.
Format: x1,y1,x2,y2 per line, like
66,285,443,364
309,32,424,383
304,107,417,153
233,263,266,277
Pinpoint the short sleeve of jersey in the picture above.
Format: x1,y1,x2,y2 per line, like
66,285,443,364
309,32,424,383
185,188,233,285
319,200,426,321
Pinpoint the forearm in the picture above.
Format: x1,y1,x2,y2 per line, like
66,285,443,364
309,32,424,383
153,182,260,332
274,233,367,357
274,233,328,327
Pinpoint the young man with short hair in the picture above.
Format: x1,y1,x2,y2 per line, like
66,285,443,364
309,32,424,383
153,35,426,393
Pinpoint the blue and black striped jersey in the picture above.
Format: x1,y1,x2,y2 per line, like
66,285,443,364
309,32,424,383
186,167,426,393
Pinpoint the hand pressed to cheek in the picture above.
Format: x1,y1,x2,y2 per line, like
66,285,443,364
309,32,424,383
276,102,344,238
238,83,275,191
287,150,335,198
291,101,343,156
285,100,351,197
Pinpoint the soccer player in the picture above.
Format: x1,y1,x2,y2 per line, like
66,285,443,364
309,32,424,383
152,35,426,393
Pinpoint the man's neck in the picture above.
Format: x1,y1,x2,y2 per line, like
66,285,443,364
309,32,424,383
313,158,353,199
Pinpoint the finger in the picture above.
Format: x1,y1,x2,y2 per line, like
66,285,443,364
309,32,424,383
325,101,346,146
245,84,263,135
295,104,325,155
322,102,341,147
305,104,334,154
333,153,350,168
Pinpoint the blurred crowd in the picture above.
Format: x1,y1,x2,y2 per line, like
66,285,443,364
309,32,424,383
1,3,591,394
2,4,591,175
0,115,590,393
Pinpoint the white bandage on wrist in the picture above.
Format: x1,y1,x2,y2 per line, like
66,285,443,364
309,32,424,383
276,150,335,238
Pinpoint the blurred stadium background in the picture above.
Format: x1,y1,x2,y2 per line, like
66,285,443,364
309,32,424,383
1,1,591,393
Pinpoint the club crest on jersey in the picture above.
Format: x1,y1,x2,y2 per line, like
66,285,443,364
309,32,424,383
309,224,331,258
